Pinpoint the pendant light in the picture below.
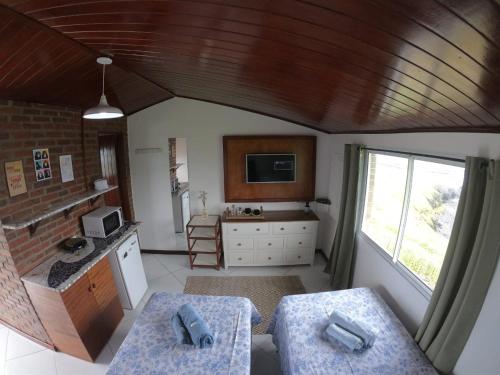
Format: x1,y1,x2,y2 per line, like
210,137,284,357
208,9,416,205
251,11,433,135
83,57,124,119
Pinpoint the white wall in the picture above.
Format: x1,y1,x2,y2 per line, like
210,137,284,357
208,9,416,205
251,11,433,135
175,138,189,183
128,97,331,250
326,133,500,375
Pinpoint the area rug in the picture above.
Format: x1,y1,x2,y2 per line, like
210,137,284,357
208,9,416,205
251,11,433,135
184,275,306,334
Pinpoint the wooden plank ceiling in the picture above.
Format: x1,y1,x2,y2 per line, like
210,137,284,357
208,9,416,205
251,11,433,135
1,0,499,133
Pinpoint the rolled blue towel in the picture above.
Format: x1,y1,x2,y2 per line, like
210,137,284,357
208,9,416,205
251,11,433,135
178,303,214,348
329,311,376,348
171,313,192,345
323,323,364,352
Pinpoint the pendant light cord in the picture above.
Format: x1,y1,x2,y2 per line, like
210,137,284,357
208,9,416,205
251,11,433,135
101,63,106,96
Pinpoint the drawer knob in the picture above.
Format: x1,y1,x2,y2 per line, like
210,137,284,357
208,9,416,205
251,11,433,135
256,228,260,231
233,228,238,232
268,257,272,260
298,255,302,259
298,242,302,245
238,257,242,261
302,226,306,230
280,227,284,231
268,243,272,246
237,243,242,246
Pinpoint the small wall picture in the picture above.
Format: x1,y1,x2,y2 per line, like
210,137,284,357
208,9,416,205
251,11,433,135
5,160,27,197
33,148,52,182
59,154,74,183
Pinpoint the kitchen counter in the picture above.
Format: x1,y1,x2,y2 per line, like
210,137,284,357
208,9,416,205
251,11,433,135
22,222,140,292
172,182,189,196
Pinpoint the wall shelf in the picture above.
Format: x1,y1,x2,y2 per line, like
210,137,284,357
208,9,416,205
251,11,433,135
169,163,183,170
1,186,117,235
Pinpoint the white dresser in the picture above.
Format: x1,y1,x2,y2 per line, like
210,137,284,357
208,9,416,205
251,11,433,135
222,210,319,268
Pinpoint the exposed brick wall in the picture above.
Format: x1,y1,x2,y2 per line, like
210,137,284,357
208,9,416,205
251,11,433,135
0,100,133,345
0,223,51,344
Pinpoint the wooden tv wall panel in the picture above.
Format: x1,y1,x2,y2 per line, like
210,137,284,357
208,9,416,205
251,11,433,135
223,135,316,202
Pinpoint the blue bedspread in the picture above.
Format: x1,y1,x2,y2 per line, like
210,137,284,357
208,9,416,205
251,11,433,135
267,288,437,375
107,292,261,375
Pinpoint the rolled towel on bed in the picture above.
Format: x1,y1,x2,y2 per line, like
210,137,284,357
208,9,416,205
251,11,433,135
178,303,214,348
171,313,193,345
329,311,376,348
323,323,364,352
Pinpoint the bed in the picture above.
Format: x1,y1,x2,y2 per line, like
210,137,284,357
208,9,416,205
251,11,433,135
267,287,437,375
107,292,261,375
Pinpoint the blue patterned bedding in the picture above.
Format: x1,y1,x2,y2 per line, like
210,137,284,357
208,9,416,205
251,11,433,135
107,292,261,375
267,288,437,375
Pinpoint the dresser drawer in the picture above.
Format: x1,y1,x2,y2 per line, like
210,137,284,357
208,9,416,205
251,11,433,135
226,223,269,235
228,251,253,266
227,238,254,250
256,238,284,249
286,235,314,249
254,250,283,265
272,222,315,235
284,249,313,265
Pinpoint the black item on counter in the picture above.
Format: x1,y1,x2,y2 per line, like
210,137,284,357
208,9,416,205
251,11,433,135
244,208,252,215
252,209,261,216
60,237,87,253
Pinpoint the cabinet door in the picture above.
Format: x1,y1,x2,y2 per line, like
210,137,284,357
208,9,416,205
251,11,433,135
87,256,119,310
61,274,101,360
62,274,100,336
86,257,124,360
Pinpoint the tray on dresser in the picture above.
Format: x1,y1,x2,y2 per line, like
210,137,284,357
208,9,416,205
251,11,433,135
223,213,266,220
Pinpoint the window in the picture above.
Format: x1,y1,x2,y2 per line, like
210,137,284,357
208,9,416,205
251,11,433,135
361,151,464,290
361,154,408,256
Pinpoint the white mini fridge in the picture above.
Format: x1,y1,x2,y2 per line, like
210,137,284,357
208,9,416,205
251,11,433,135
108,232,148,309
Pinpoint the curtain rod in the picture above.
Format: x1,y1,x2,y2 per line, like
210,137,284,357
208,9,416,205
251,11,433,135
361,146,465,163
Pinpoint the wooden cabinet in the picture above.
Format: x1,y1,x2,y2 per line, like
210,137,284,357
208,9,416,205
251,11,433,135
25,256,123,362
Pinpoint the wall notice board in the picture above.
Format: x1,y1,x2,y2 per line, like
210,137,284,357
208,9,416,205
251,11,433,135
223,135,316,202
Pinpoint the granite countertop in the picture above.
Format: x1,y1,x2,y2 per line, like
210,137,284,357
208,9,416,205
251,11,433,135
22,222,140,293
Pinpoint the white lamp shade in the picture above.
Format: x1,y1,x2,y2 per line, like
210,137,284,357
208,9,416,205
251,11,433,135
83,94,124,119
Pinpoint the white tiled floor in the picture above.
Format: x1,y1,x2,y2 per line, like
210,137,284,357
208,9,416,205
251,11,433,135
0,253,330,375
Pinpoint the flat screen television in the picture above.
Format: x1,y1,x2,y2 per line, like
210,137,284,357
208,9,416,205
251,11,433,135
246,154,296,183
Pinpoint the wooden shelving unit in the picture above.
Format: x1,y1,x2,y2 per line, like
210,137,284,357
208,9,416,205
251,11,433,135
186,215,222,270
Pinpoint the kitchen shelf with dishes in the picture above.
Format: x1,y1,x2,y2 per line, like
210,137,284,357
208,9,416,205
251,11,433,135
1,186,117,236
186,215,222,270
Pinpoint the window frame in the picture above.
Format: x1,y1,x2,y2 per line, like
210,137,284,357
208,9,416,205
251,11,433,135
358,150,464,298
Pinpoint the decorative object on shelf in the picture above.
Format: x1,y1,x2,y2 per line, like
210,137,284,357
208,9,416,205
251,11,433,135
224,205,265,220
304,201,311,213
94,178,109,191
33,148,52,182
198,190,208,218
186,215,222,270
5,160,27,197
59,154,74,183
83,57,124,119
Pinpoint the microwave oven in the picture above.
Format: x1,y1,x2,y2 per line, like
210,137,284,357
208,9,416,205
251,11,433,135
82,206,124,238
